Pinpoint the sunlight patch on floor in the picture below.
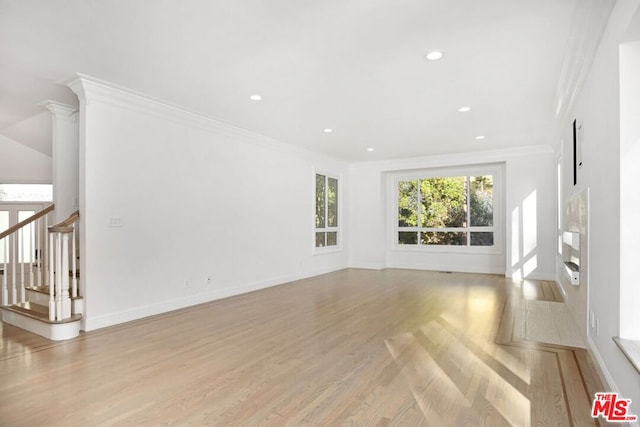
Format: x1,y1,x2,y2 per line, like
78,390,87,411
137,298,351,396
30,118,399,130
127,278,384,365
385,332,469,424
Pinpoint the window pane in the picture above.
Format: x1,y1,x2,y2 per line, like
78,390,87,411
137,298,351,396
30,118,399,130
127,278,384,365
420,177,467,228
327,177,338,227
398,231,418,245
315,174,325,228
315,232,326,247
421,231,467,245
470,175,493,226
398,180,418,227
18,210,35,263
470,232,494,246
326,231,337,246
0,184,52,202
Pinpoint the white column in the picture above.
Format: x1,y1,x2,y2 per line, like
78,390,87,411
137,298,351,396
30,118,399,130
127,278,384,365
40,101,79,224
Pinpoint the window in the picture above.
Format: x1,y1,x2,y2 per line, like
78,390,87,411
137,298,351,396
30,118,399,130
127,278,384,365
0,184,52,202
395,166,501,251
315,173,339,248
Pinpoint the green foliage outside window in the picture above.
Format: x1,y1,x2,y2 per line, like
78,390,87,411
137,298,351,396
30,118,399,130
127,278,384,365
316,174,338,248
397,175,494,247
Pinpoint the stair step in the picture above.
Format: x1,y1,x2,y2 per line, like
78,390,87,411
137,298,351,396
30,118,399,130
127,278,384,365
26,285,50,295
2,302,82,324
26,286,83,298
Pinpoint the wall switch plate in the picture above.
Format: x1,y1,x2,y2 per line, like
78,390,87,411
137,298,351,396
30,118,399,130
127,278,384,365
108,217,123,227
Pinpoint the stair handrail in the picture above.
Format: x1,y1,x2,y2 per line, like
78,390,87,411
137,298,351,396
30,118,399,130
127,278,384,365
48,210,80,231
0,204,55,241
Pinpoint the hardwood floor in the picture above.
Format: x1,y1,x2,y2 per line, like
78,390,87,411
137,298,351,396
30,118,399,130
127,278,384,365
0,269,610,426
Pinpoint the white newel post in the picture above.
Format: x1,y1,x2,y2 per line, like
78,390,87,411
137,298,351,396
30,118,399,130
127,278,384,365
45,215,50,287
60,232,71,319
55,232,62,320
48,233,55,321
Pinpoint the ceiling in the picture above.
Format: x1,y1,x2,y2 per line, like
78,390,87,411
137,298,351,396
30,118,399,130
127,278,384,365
0,0,613,161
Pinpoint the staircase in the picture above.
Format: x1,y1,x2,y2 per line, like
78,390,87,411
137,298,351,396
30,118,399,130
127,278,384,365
0,205,83,340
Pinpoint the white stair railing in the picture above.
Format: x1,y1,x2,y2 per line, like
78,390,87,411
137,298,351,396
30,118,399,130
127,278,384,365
0,205,55,307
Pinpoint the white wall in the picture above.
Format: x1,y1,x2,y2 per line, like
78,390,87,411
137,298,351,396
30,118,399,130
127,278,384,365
69,76,348,331
560,0,640,409
0,133,51,182
348,146,557,279
619,38,640,340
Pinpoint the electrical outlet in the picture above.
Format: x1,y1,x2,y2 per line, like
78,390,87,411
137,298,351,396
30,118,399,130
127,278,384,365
590,311,595,328
596,318,600,337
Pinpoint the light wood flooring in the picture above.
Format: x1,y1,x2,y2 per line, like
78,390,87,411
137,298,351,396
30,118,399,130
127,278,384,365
0,269,611,426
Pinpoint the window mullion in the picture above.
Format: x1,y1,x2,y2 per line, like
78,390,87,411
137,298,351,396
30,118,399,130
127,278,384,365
466,176,471,246
325,176,329,243
417,179,422,245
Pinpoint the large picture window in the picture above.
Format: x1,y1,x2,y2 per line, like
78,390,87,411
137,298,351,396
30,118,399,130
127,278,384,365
315,173,339,248
395,166,501,250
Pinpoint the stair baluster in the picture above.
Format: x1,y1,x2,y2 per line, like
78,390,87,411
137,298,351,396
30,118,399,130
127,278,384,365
71,227,77,298
2,237,7,305
11,231,17,304
30,221,35,289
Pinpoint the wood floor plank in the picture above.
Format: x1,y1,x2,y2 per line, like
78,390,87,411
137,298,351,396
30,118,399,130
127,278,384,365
0,269,611,426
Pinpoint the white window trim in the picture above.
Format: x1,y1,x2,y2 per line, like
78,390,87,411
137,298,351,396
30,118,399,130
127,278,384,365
313,169,342,254
389,163,504,255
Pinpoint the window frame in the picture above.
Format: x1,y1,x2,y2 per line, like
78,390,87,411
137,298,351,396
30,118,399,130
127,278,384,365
390,163,503,255
313,170,342,253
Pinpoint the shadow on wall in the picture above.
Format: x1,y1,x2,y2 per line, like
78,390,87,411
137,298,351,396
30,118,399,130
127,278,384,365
511,189,538,280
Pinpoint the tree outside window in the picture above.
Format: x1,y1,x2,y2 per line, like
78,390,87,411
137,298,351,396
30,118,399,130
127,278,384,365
397,175,494,247
316,174,338,248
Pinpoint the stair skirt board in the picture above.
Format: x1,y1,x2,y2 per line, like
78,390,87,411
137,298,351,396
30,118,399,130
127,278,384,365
1,308,81,341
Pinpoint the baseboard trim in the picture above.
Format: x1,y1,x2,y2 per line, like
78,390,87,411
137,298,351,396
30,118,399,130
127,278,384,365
587,335,619,393
83,265,346,331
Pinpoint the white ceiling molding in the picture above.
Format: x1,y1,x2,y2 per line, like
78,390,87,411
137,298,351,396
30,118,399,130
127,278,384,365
553,0,615,130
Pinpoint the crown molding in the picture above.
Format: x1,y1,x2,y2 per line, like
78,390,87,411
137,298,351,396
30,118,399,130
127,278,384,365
66,73,347,167
38,100,78,117
349,144,555,172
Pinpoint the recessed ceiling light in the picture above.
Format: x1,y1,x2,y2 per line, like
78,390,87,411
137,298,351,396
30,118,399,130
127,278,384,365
425,51,444,61
323,128,333,133
458,106,471,112
367,147,375,152
475,135,486,140
249,94,262,101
